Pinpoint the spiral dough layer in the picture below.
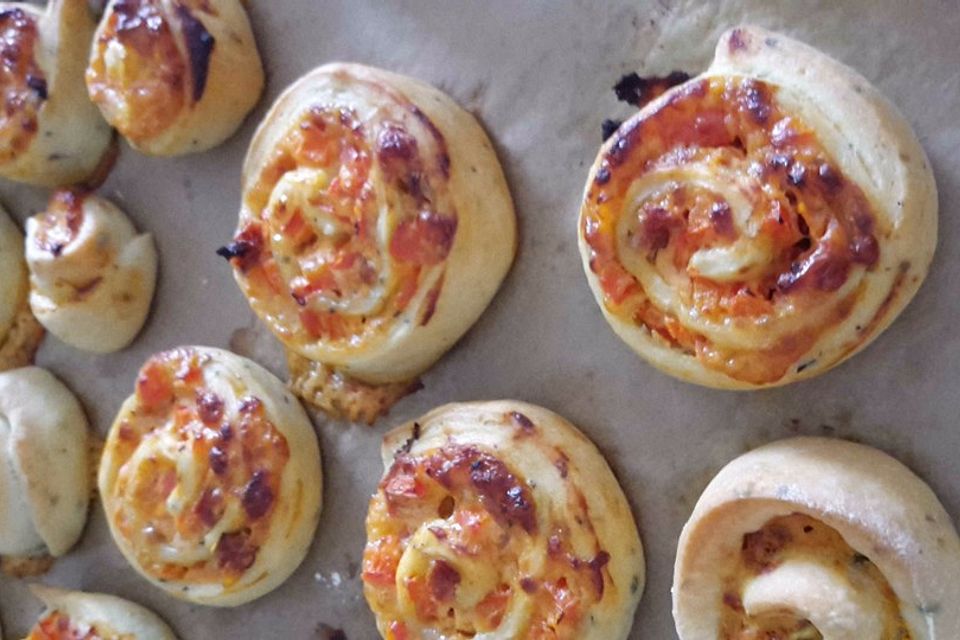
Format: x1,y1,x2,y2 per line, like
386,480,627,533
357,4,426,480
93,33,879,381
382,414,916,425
98,347,323,606
362,401,644,639
579,26,937,388
222,63,516,423
672,437,960,639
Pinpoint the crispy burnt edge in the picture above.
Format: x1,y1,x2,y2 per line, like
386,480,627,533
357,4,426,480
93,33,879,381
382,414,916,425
286,350,422,425
174,4,215,103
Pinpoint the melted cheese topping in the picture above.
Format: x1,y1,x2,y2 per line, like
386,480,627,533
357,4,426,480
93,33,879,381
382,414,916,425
103,348,290,586
0,8,45,163
230,81,457,357
719,514,910,639
363,444,610,639
86,0,187,143
582,77,882,385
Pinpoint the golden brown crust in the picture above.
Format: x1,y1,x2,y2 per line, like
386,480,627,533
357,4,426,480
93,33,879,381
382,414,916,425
286,350,422,425
1,551,55,577
0,301,44,372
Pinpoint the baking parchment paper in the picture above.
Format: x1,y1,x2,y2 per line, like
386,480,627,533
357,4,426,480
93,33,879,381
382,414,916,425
2,0,959,637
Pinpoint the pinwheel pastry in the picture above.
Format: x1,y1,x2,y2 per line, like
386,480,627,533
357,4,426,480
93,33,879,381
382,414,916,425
673,437,960,639
0,205,43,370
23,585,178,640
0,0,113,186
99,347,323,606
362,401,644,639
0,367,90,575
25,189,157,353
86,0,264,156
221,63,516,423
579,26,937,388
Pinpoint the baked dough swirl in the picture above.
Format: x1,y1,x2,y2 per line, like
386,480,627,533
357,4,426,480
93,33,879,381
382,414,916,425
579,26,937,388
24,585,177,640
0,205,43,371
86,0,264,156
0,367,89,565
362,401,644,639
25,189,157,353
0,0,112,186
673,437,960,639
222,63,516,423
98,347,323,606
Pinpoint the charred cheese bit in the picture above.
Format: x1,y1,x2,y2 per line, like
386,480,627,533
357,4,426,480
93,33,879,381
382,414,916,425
363,401,644,639
673,437,960,640
223,63,515,423
86,0,264,156
99,347,322,606
579,26,936,389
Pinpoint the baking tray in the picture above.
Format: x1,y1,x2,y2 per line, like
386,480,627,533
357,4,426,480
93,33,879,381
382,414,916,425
1,0,958,637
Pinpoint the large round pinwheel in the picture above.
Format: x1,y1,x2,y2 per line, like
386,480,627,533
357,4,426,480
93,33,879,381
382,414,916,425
222,63,516,423
579,26,936,388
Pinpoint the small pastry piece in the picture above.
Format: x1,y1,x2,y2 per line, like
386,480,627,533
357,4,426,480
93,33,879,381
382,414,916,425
0,0,112,186
673,437,960,639
362,401,644,639
24,585,177,640
222,63,516,423
0,205,43,370
25,189,157,353
0,367,90,570
99,347,323,606
86,0,264,156
579,26,937,388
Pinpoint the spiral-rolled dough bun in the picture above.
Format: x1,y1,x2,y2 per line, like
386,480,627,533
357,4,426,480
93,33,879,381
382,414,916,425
673,437,960,639
0,367,89,568
579,26,937,388
24,585,177,640
221,63,516,423
98,347,323,606
0,205,43,371
362,401,644,639
25,189,157,353
0,0,112,186
86,0,264,156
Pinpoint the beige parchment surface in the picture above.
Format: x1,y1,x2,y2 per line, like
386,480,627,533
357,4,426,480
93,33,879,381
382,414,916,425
1,1,959,637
